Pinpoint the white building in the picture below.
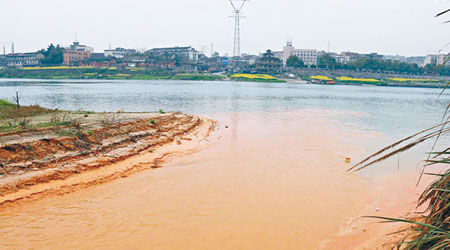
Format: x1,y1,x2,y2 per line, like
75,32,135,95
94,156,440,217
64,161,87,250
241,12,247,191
331,54,350,64
282,41,318,66
68,41,94,53
424,54,450,66
437,54,450,66
104,48,137,59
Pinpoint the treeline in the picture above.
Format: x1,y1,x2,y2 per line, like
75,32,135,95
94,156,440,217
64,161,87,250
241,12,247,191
287,54,450,76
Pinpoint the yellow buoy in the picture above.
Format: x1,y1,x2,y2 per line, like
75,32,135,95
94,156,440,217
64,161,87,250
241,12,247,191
345,157,351,163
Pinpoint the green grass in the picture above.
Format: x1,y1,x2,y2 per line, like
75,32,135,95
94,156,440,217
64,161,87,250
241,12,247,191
0,68,226,81
0,99,14,107
0,99,53,120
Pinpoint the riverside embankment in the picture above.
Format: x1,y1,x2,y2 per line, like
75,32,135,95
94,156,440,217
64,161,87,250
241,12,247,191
0,110,214,206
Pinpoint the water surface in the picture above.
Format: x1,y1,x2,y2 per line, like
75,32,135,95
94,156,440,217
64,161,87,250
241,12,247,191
0,79,448,249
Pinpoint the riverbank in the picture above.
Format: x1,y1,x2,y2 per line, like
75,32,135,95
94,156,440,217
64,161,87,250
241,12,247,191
0,106,215,207
0,67,225,81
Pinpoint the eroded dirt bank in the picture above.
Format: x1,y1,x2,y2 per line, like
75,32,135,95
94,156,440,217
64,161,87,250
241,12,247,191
0,112,214,206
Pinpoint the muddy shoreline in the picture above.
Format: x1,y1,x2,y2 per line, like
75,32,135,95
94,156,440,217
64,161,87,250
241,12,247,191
0,112,215,207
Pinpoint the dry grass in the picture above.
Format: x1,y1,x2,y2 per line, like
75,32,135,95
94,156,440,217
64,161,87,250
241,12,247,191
349,103,450,249
0,99,54,120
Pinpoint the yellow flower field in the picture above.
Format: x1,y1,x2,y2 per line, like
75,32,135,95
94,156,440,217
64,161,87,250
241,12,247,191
231,74,277,80
310,76,333,81
127,67,146,71
23,66,95,70
387,78,439,82
337,77,380,82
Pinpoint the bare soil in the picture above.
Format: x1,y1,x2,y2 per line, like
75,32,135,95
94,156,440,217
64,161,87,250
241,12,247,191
0,111,210,200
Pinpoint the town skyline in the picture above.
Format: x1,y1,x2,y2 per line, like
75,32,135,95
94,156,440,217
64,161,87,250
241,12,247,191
0,0,449,57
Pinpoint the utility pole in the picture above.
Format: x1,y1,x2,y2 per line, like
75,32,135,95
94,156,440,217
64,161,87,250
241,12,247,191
228,0,249,59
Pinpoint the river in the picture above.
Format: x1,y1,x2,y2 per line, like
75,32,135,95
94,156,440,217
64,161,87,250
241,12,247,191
0,79,448,249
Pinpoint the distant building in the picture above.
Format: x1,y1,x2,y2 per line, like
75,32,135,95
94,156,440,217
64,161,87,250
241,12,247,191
63,50,91,66
86,53,116,67
240,53,259,66
5,52,44,67
437,54,450,66
282,41,318,66
121,55,148,68
256,49,282,73
406,56,425,67
341,52,361,62
147,46,199,63
0,55,6,67
424,54,450,66
104,48,136,59
68,41,94,53
63,41,94,66
273,51,283,61
383,55,407,62
329,53,350,64
424,55,438,66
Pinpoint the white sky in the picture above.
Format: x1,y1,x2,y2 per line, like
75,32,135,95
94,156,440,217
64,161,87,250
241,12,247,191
1,0,450,56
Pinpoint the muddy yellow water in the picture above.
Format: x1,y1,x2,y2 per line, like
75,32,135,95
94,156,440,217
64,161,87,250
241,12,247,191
0,110,417,249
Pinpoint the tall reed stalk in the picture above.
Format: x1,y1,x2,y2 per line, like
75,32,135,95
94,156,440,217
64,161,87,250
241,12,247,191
348,9,450,249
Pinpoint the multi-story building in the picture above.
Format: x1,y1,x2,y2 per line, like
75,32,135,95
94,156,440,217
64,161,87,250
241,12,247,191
63,50,91,66
104,48,136,59
256,50,282,73
69,41,94,53
424,54,450,66
282,41,318,66
63,41,93,66
5,52,44,67
273,51,283,61
341,52,361,63
329,53,351,64
147,46,199,63
406,56,425,67
437,54,450,66
424,55,438,66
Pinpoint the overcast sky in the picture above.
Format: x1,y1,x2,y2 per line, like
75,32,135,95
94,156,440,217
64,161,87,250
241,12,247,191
0,0,449,56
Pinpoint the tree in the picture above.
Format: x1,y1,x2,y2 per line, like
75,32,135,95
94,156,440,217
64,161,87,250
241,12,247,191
286,56,305,68
318,54,337,69
39,44,64,65
12,91,20,109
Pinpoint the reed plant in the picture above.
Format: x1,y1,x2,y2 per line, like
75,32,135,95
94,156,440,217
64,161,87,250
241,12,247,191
347,9,450,249
349,121,450,249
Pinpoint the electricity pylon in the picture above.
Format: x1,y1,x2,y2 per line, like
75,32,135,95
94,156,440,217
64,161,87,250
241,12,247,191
229,0,249,58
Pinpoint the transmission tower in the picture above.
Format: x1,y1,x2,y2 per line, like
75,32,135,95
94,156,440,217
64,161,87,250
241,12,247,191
229,0,249,58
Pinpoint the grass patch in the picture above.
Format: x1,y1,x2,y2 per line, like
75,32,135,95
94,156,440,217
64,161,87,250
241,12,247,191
0,99,53,120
